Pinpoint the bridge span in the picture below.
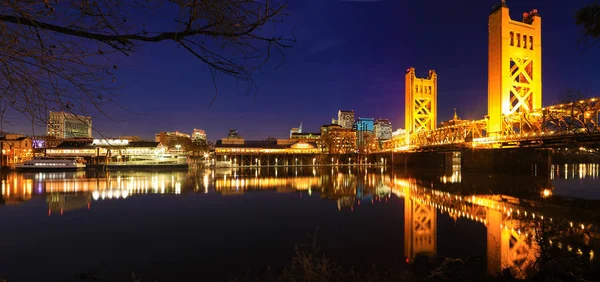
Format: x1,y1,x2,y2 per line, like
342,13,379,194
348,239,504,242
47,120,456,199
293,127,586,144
384,3,600,153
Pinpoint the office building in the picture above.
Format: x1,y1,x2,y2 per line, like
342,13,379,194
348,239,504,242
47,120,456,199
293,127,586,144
337,110,355,129
47,111,92,139
353,117,375,152
374,119,393,141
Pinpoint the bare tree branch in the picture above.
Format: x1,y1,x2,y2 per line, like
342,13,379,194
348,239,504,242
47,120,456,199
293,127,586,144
0,0,294,129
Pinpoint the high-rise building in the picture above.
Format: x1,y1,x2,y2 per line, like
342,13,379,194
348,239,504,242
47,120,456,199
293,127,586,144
374,119,393,141
353,117,375,152
192,129,207,142
289,122,303,138
337,110,355,129
47,111,92,139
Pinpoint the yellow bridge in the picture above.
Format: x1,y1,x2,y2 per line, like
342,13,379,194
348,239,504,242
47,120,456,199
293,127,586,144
384,3,600,152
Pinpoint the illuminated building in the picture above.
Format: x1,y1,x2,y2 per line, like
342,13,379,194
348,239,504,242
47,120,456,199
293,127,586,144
405,67,437,144
47,111,93,139
192,129,207,142
320,123,356,155
155,131,191,146
214,139,320,166
226,128,242,139
290,132,321,141
338,110,355,129
119,136,143,142
374,119,393,141
488,2,542,136
0,133,33,166
353,117,375,152
46,139,187,166
289,122,303,138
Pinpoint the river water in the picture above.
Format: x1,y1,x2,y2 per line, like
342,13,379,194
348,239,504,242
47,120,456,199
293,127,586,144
1,164,599,281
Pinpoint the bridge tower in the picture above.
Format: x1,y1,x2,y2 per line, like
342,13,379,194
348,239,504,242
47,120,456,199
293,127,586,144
488,2,542,136
404,194,437,261
405,67,437,144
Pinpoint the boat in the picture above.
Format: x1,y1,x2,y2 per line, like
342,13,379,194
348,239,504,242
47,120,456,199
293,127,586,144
14,157,86,170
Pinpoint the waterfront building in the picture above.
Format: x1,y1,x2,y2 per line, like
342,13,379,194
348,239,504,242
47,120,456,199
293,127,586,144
374,119,393,141
119,136,143,142
31,135,64,149
214,138,320,166
0,133,33,166
290,132,321,142
46,139,187,166
192,129,207,142
226,129,243,139
320,123,356,155
47,111,93,139
337,110,355,129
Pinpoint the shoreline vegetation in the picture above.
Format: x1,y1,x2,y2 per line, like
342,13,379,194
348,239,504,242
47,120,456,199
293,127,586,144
69,227,600,282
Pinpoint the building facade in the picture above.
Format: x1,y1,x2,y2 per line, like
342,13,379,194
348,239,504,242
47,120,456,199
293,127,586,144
47,111,93,139
374,119,393,141
353,117,375,152
46,139,187,166
337,110,355,129
320,124,356,155
0,133,33,166
155,131,191,145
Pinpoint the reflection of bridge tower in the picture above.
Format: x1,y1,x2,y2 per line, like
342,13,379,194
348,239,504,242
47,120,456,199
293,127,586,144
486,208,538,277
405,67,437,145
488,2,542,136
404,192,437,261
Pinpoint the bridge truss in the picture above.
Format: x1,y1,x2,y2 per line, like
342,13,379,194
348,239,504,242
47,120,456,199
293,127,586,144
385,97,600,151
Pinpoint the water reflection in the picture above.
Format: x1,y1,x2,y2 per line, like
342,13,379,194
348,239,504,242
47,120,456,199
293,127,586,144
550,163,600,199
1,165,599,279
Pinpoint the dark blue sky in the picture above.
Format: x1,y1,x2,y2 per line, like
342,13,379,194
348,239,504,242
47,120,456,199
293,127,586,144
7,0,600,141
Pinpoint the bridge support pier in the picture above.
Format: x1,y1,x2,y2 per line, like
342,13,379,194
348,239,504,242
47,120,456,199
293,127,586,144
461,148,551,174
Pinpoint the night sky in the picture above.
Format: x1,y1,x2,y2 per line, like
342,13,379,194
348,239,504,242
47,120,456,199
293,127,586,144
6,0,600,141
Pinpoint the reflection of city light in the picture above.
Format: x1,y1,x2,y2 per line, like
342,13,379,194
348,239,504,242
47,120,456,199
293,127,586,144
542,189,552,198
92,191,100,200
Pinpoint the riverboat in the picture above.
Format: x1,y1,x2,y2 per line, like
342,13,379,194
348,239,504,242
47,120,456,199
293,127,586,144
14,157,86,170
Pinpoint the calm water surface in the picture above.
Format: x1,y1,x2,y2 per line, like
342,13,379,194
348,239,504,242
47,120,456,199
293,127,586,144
1,164,599,281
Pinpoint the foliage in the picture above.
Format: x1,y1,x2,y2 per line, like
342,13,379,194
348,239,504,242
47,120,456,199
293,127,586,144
0,0,293,126
576,2,600,51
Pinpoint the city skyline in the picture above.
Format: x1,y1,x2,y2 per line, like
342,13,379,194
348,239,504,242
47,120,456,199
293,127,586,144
1,0,598,141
